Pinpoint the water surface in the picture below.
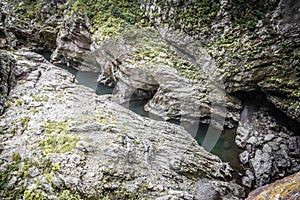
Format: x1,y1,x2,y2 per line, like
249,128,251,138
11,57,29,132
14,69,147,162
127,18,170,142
40,52,243,177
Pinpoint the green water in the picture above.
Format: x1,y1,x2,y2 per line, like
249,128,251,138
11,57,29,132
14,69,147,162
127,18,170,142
196,126,243,174
42,52,243,176
55,64,114,95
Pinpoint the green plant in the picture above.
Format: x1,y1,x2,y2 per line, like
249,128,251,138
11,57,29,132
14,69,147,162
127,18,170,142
39,120,79,155
20,116,30,128
58,190,82,200
15,99,23,106
70,0,147,41
24,189,46,200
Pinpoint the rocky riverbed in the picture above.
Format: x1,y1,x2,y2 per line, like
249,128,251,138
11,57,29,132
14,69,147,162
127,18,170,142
0,0,299,199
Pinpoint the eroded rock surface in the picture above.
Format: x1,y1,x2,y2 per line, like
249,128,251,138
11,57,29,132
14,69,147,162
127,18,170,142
51,12,93,71
0,0,66,50
0,0,299,198
91,28,242,129
0,50,245,199
140,0,300,122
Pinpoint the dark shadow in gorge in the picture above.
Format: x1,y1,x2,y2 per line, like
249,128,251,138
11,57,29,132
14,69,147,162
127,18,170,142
233,90,300,135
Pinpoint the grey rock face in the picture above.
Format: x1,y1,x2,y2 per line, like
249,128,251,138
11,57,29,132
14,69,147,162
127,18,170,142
0,52,15,114
91,27,241,129
51,12,93,71
0,50,44,114
0,0,65,50
236,106,300,188
139,0,300,123
0,50,244,199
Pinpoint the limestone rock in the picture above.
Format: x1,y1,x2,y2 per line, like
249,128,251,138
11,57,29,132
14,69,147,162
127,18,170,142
92,27,241,129
51,11,94,71
139,0,300,124
0,50,244,199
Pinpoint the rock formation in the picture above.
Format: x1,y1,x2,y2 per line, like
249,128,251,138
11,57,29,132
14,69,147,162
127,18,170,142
0,0,299,199
246,171,300,200
0,50,244,199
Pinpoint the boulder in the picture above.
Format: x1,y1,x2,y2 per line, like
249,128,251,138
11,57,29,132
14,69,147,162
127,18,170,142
246,171,300,200
236,103,300,188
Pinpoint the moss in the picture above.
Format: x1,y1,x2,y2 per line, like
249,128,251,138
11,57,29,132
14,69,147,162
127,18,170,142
32,94,49,102
145,0,220,35
44,173,52,183
70,0,148,42
4,101,12,108
12,152,21,162
15,99,23,106
32,108,39,115
290,102,299,110
1,155,81,199
39,132,79,155
125,27,204,80
78,110,117,126
94,113,117,125
0,158,25,199
51,163,60,172
39,120,79,155
58,190,82,200
24,189,46,200
41,120,69,134
20,116,30,128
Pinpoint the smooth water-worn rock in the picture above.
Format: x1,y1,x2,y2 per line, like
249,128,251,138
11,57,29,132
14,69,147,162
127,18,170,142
0,50,245,199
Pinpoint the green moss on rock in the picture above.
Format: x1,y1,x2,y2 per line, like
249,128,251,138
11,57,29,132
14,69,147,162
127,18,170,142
39,120,79,155
69,0,148,41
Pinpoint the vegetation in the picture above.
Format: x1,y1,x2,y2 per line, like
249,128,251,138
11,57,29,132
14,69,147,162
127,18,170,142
69,0,148,41
144,0,220,35
120,27,204,80
39,120,79,155
230,0,278,30
0,152,83,199
58,190,82,200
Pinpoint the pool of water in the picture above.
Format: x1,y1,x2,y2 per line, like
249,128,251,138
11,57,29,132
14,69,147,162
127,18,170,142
40,52,243,176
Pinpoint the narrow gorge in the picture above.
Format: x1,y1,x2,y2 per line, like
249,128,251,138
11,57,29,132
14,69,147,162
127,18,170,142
0,0,299,199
